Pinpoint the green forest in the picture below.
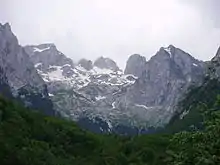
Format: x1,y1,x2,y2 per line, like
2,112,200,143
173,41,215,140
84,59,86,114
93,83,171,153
1,78,220,165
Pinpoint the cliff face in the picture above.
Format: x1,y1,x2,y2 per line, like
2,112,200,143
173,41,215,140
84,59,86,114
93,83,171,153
0,23,55,116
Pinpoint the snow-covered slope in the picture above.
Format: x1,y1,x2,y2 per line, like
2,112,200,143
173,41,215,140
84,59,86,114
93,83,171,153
24,45,136,92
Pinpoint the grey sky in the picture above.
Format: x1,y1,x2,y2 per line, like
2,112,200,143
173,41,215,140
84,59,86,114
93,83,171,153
0,0,220,69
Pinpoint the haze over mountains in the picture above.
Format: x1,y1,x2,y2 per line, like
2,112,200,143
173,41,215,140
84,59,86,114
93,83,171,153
1,22,220,135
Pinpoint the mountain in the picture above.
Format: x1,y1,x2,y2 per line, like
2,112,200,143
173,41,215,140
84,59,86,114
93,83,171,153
94,56,120,71
115,45,205,128
164,46,220,133
124,54,147,77
24,43,74,70
25,41,206,134
78,58,93,70
0,67,12,98
208,46,220,78
0,23,55,115
24,44,133,91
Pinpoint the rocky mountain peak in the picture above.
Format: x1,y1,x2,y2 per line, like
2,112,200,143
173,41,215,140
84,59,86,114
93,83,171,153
124,54,146,77
0,23,55,115
158,45,177,58
217,46,220,57
114,47,205,128
94,56,119,71
0,22,12,31
0,23,45,90
211,46,220,62
208,46,220,78
78,58,93,70
24,44,74,71
150,46,204,82
0,23,18,51
34,43,56,51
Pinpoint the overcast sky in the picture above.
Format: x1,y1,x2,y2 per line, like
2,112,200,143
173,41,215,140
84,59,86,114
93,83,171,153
0,0,220,69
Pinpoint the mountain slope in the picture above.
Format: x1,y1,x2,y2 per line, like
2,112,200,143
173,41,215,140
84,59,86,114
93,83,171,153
0,23,55,115
0,67,12,98
165,46,220,133
114,45,205,127
124,54,146,77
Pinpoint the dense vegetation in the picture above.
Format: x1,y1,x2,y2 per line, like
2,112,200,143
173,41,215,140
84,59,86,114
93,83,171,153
0,96,169,165
2,78,220,165
166,96,220,165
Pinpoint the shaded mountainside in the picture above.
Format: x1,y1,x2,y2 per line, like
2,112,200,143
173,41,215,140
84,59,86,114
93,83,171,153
165,78,220,133
165,96,220,165
0,96,170,165
113,45,205,128
0,67,12,99
0,23,56,116
165,47,220,133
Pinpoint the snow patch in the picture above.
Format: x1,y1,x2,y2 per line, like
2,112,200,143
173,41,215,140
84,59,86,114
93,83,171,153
164,47,172,57
35,63,42,68
92,66,113,74
36,62,135,90
112,101,116,109
47,66,64,81
62,64,71,67
135,104,150,110
180,110,189,119
33,47,50,52
95,96,106,100
193,63,198,67
48,93,54,97
106,120,113,129
124,74,138,79
75,65,87,72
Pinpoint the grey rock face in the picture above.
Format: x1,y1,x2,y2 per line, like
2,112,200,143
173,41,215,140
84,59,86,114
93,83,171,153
78,58,93,70
115,45,205,126
0,67,12,98
211,47,220,62
124,54,146,77
24,44,74,72
25,44,77,86
94,56,119,71
0,23,45,91
0,23,55,115
209,47,220,78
